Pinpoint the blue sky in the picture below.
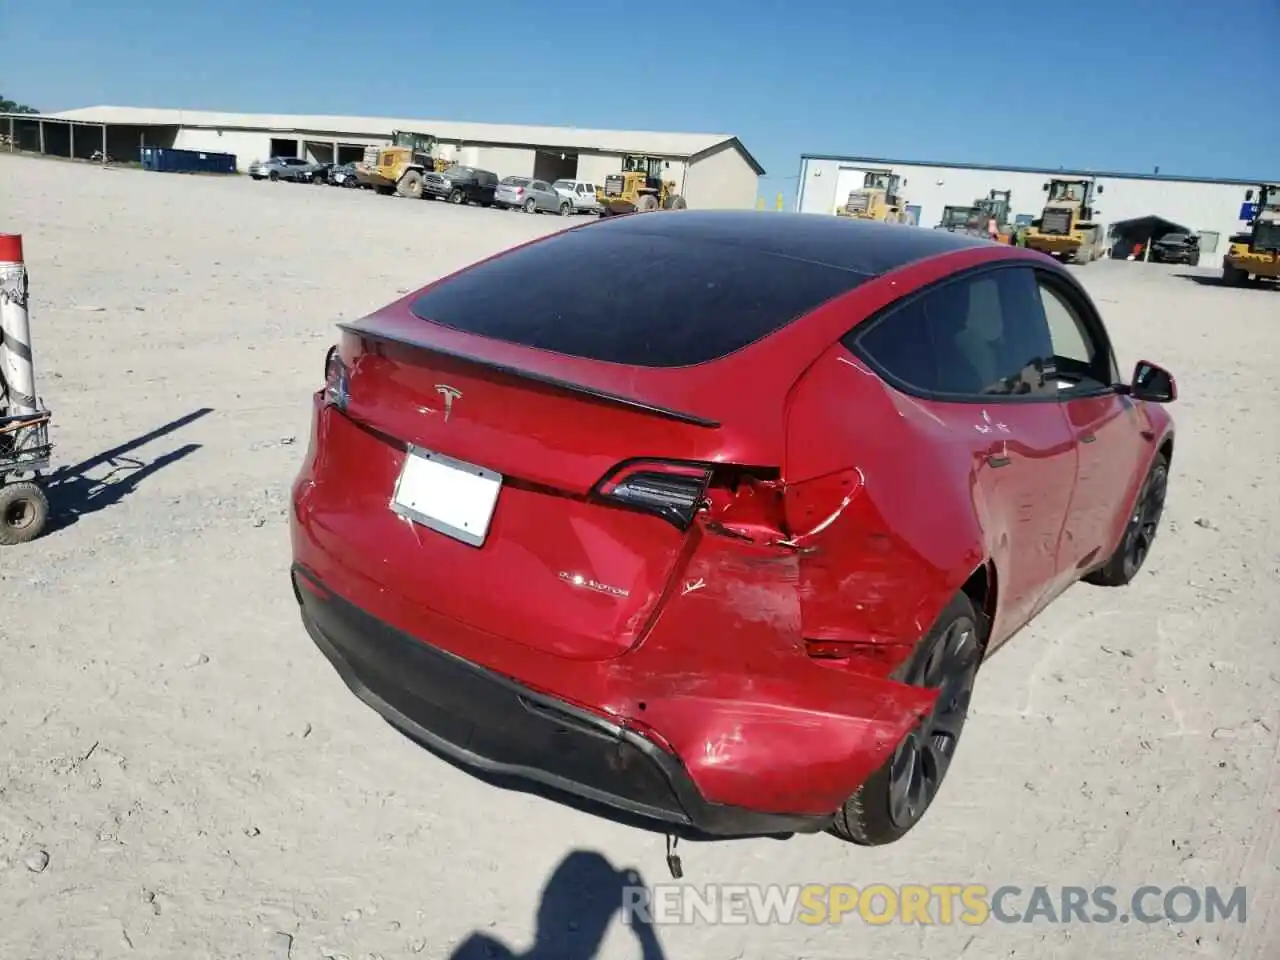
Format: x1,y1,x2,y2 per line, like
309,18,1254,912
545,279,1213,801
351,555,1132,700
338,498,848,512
4,0,1276,205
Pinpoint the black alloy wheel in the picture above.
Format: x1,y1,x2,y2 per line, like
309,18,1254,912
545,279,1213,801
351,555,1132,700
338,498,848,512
830,592,982,845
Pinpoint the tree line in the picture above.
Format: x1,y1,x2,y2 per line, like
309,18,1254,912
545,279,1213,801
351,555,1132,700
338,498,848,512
1,96,38,114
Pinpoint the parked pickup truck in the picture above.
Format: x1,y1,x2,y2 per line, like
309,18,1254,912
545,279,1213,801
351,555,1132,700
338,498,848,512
422,167,499,205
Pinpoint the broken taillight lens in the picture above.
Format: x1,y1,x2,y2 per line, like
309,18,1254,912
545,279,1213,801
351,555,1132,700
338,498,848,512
593,460,713,530
322,344,349,411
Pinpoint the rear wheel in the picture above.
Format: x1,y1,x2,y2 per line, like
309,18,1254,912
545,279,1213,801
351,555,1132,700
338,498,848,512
829,592,982,846
397,170,424,199
666,194,687,210
1084,453,1169,587
0,481,50,546
523,197,537,214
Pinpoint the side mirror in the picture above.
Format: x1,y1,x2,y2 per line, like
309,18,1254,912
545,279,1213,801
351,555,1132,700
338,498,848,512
902,178,908,186
1245,189,1254,201
1127,360,1176,403
1042,182,1049,191
1096,184,1104,194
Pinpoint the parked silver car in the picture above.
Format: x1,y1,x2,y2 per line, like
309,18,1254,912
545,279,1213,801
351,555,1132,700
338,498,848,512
494,177,571,214
551,179,601,214
248,157,326,183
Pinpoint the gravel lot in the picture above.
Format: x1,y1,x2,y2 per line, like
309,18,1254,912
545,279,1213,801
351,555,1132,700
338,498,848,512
1,153,1276,960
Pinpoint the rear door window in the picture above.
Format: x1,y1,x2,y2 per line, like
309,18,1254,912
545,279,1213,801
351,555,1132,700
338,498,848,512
848,266,1056,399
409,228,871,367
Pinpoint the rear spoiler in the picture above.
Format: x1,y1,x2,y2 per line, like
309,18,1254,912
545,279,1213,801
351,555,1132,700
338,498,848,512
338,320,721,429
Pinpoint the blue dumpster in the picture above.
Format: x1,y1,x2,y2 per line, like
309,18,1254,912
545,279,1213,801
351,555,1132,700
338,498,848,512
139,147,237,175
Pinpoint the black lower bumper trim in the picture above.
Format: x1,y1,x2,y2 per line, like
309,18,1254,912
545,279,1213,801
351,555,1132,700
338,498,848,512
292,565,832,839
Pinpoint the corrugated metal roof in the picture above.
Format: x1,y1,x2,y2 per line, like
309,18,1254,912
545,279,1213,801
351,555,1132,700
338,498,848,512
801,152,1273,187
45,106,762,171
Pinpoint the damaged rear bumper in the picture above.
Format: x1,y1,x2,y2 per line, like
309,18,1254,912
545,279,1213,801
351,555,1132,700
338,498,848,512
293,565,837,838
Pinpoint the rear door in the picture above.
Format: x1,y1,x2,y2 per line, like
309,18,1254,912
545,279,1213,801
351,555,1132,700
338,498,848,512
854,265,1078,641
1033,269,1144,572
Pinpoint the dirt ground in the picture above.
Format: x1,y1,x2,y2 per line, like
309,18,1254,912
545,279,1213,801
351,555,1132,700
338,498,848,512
1,153,1276,960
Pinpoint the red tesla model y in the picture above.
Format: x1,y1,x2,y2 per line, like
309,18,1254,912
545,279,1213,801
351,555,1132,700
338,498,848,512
290,210,1176,848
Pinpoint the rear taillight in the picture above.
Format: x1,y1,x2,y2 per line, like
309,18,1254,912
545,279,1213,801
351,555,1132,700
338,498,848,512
593,460,713,530
323,344,349,411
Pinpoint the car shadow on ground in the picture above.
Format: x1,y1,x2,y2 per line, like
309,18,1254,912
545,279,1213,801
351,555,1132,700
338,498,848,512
43,407,213,533
448,849,667,960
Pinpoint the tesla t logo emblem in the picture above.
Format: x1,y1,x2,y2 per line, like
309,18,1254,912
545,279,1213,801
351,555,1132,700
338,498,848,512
434,384,462,422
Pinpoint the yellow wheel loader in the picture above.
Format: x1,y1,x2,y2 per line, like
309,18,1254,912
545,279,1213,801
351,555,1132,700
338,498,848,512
595,155,687,216
835,171,910,223
353,130,452,198
1222,183,1280,285
1024,178,1106,264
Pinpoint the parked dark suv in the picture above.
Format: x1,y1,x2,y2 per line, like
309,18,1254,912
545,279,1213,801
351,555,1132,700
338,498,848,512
423,167,499,205
1150,231,1200,265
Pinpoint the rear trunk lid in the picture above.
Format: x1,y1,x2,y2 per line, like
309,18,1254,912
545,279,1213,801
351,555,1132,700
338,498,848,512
318,320,739,662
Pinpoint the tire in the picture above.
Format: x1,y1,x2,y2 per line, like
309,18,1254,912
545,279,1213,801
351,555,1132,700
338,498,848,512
667,194,687,210
251,175,262,181
268,171,279,182
449,189,465,205
523,197,537,214
829,592,982,846
635,194,659,212
1222,262,1248,286
1084,453,1169,587
0,481,50,546
397,170,424,199
559,201,572,216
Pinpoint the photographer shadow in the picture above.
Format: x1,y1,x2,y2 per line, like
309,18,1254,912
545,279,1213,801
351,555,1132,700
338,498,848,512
448,849,666,960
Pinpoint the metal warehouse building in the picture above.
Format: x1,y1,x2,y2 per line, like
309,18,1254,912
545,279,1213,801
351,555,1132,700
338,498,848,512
797,153,1262,267
3,106,764,209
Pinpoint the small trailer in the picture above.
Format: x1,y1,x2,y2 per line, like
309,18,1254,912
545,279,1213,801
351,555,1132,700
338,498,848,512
0,233,52,545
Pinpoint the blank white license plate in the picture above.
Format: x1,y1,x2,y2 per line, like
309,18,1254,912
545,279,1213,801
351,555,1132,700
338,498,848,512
391,445,502,547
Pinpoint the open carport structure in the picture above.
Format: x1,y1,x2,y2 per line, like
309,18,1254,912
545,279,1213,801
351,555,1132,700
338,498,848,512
1105,215,1193,260
2,111,177,163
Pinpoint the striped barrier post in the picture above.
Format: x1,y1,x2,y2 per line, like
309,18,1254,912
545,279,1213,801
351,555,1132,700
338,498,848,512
0,234,37,416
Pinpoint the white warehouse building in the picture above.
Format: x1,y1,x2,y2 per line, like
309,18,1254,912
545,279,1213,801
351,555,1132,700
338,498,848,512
7,106,765,209
796,153,1262,267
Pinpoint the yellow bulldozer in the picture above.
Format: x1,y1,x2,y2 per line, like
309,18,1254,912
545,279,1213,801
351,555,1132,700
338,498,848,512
1024,177,1106,264
835,171,910,223
354,130,454,198
596,155,687,216
1222,183,1280,285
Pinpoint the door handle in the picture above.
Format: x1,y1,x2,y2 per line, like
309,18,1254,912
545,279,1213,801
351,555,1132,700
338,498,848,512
987,455,1012,468
1081,433,1097,443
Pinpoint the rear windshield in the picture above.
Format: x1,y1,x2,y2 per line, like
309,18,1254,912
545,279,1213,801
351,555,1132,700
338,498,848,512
408,227,870,367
